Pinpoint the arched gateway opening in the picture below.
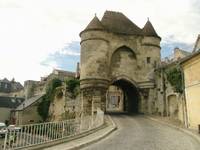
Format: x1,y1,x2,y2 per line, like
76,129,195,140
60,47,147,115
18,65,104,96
106,79,139,114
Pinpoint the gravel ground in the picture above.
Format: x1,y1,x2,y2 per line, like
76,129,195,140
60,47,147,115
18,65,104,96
82,114,200,150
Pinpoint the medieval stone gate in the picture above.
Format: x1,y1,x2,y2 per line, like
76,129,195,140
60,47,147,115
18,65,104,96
79,11,161,115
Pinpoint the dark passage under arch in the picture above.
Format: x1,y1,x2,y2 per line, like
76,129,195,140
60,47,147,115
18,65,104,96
107,79,139,114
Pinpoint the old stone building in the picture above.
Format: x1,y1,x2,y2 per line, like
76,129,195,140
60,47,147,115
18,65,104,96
0,78,24,97
155,62,186,124
153,34,200,129
12,94,44,125
0,96,24,123
80,11,161,115
162,47,191,63
12,68,80,125
24,69,76,100
0,78,24,123
172,47,191,61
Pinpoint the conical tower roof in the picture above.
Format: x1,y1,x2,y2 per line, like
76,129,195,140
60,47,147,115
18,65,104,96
84,15,105,31
142,20,159,37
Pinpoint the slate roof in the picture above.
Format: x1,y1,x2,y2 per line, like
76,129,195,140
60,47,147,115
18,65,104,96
81,11,160,37
14,82,23,90
142,20,159,38
15,94,44,111
0,78,23,92
101,11,142,35
0,78,9,83
0,96,25,108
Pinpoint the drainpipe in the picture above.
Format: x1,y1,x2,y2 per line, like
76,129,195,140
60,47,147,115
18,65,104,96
180,66,189,128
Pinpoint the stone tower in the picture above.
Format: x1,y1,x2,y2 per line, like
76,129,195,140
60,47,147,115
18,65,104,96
80,11,161,115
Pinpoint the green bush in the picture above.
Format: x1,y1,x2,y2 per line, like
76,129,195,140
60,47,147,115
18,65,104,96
46,78,62,101
37,78,62,121
166,67,183,93
37,96,50,121
65,78,80,98
55,87,64,99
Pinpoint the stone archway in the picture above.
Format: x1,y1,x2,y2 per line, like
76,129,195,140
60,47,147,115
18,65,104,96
106,78,140,113
79,11,161,116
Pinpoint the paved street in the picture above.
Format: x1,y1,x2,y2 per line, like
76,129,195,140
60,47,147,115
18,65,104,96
82,114,200,150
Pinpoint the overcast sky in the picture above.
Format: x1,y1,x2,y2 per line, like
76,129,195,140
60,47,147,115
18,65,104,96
0,0,200,84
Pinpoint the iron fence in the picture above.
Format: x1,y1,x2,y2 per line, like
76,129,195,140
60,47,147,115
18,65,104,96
2,112,104,150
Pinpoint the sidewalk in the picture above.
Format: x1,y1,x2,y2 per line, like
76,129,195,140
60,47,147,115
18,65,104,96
43,115,117,150
146,115,200,143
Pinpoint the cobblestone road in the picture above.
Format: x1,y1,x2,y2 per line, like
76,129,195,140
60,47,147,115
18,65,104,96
82,114,200,150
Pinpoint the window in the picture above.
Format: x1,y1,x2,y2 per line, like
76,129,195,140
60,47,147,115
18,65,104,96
110,96,118,106
5,83,7,89
11,99,16,103
147,57,151,64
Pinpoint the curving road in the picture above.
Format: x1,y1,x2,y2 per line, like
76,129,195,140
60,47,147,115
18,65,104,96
82,114,200,150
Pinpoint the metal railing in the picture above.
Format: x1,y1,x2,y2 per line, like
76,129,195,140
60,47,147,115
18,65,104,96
2,112,104,150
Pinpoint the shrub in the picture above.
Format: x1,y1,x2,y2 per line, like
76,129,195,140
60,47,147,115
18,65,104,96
37,96,50,121
46,78,62,101
37,78,62,121
166,67,183,93
65,78,80,98
55,87,64,99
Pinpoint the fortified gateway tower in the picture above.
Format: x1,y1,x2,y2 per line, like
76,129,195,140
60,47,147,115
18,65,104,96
80,11,161,115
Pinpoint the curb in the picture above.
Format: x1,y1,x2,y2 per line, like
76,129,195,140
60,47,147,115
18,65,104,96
69,115,117,150
40,115,117,150
145,116,200,144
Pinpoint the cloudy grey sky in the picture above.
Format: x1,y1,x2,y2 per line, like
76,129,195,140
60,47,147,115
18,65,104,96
0,0,200,84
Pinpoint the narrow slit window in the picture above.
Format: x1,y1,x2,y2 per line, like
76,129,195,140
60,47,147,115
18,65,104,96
147,57,151,64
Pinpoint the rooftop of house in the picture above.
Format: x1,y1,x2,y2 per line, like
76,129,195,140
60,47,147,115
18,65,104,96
180,49,200,65
15,94,44,111
193,34,200,52
0,96,25,108
174,47,191,56
81,10,160,38
0,78,23,93
159,49,200,69
0,78,9,83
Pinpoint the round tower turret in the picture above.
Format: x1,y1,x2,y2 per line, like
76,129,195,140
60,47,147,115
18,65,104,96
80,15,109,89
141,19,161,69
